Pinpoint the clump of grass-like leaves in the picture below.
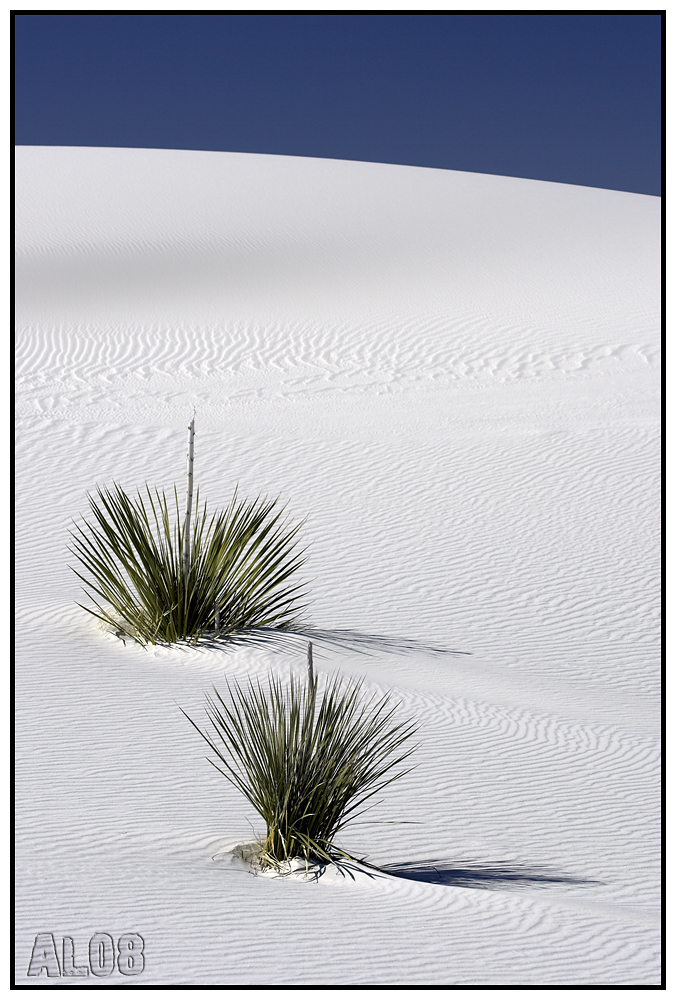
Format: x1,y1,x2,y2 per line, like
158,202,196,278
70,484,307,645
183,670,418,870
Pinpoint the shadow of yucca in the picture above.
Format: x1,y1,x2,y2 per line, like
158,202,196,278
291,628,471,658
376,859,598,889
194,626,471,657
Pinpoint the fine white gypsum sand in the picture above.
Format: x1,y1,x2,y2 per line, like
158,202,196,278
15,146,660,986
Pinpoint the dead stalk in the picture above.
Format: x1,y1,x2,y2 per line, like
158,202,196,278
308,641,314,689
182,410,195,579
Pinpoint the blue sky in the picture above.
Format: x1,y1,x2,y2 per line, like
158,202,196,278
14,13,661,195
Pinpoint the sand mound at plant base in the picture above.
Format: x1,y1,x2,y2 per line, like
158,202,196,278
212,842,378,885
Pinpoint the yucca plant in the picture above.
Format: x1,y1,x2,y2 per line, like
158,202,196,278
70,417,307,645
184,661,419,870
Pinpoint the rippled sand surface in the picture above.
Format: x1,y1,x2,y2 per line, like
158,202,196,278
15,147,660,986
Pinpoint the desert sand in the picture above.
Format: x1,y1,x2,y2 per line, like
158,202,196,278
15,146,660,986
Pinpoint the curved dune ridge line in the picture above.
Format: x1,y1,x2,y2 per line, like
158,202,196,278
16,147,659,391
15,147,660,985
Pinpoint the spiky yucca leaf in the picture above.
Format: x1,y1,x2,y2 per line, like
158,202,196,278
184,672,418,868
70,484,307,645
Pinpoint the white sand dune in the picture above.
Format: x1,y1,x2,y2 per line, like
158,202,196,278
15,147,660,986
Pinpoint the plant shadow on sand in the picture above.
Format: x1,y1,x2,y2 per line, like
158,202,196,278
260,856,597,890
374,859,599,889
196,626,470,658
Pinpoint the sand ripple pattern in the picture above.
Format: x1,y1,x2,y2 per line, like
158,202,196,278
15,628,660,985
16,319,660,404
15,149,660,985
